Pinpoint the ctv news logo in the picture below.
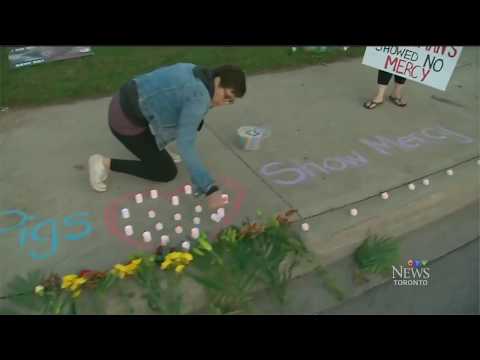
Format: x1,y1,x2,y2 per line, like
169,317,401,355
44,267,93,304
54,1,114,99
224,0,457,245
392,259,430,286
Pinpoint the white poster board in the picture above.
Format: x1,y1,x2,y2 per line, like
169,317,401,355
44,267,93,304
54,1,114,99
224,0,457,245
362,46,463,91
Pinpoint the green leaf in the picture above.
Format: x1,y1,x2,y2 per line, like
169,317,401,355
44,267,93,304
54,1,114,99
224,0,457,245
315,265,345,302
97,273,118,292
187,272,226,292
354,235,400,274
193,248,205,256
4,271,48,313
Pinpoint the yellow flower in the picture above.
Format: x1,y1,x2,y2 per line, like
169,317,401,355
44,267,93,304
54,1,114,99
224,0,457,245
113,264,128,278
61,274,88,297
166,252,182,261
161,252,193,272
62,274,78,289
69,277,87,291
130,258,142,267
160,259,172,270
183,253,193,262
112,258,142,279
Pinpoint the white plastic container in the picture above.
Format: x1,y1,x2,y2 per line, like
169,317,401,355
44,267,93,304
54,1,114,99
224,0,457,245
237,126,271,151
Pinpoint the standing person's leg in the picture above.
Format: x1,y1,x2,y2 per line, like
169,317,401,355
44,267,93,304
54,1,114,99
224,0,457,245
363,70,393,109
389,76,407,107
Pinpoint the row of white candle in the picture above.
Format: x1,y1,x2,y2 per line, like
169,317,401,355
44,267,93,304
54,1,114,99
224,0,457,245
300,167,465,232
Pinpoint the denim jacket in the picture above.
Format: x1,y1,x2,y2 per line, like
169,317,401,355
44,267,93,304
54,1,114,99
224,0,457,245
134,63,214,195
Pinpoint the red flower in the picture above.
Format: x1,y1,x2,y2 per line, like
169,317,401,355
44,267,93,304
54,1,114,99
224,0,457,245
78,269,95,278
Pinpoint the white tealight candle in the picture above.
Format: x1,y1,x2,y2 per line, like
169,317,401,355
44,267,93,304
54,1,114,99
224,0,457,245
211,213,221,223
182,241,191,251
148,210,156,218
174,213,182,221
155,222,164,231
160,235,170,246
195,205,203,213
193,217,201,225
175,226,183,234
381,192,389,200
171,196,180,206
184,185,192,195
222,194,229,204
446,169,454,176
408,183,416,191
350,208,358,217
422,179,430,186
135,193,143,204
124,225,134,236
191,227,200,239
121,208,130,219
150,189,158,199
301,223,310,232
142,231,152,243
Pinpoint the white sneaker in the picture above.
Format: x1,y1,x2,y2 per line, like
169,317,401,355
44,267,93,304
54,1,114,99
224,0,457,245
88,154,109,192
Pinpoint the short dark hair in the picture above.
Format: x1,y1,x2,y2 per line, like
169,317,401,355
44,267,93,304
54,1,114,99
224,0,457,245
212,65,246,98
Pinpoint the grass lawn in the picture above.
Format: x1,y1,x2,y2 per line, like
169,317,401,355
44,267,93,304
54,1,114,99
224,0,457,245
0,46,365,109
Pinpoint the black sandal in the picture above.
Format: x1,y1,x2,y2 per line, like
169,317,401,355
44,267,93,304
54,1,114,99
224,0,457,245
389,95,407,107
363,100,384,110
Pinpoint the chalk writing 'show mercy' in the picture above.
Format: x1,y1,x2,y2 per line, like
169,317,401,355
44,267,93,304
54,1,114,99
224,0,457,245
260,126,474,186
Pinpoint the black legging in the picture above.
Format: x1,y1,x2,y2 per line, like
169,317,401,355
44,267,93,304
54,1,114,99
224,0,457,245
109,126,178,182
377,70,406,86
107,89,177,182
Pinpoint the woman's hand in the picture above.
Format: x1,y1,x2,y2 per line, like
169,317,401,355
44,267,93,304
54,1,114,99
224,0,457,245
207,191,226,211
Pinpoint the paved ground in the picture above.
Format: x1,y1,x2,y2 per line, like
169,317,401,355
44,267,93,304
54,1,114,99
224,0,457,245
247,201,479,315
0,47,478,309
323,238,479,315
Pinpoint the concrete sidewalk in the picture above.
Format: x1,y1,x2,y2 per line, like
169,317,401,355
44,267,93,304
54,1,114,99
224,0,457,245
0,47,478,312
